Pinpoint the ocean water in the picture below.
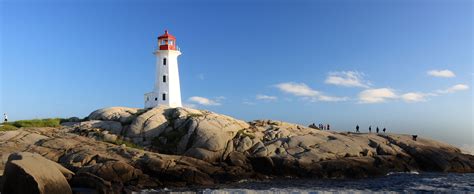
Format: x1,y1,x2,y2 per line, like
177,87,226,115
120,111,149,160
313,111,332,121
140,173,474,194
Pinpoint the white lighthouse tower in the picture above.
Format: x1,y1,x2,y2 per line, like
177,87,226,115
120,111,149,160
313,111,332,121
144,30,182,108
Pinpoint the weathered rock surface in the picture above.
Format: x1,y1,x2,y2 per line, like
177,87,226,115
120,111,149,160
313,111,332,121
0,106,473,192
84,106,249,162
88,107,140,124
2,152,73,194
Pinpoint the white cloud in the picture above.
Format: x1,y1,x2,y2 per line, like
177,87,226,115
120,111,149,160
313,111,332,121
358,88,398,104
427,69,456,78
436,84,469,94
275,82,347,102
256,94,277,101
401,92,429,103
325,71,370,88
188,96,221,106
275,82,320,97
317,95,349,102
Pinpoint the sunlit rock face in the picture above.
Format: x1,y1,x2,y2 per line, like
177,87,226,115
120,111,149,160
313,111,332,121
84,106,249,162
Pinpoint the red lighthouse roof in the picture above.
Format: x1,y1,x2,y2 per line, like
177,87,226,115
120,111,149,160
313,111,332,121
158,30,176,40
157,30,177,50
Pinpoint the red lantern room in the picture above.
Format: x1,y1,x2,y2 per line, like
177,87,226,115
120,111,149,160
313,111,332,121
158,30,177,50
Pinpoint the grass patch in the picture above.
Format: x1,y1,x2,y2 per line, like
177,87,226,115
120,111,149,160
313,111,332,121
112,139,143,149
0,124,19,131
187,113,203,118
6,118,62,128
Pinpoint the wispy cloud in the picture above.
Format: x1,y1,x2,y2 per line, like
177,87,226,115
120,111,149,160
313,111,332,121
256,94,277,101
427,69,456,78
275,82,320,96
401,92,430,103
436,84,469,94
188,96,221,106
358,84,469,104
275,82,348,102
358,88,397,104
325,71,370,88
316,95,349,102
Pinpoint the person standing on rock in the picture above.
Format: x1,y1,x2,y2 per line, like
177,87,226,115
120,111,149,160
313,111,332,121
369,126,372,133
383,128,386,133
327,124,330,130
376,127,379,133
3,113,7,122
356,125,360,133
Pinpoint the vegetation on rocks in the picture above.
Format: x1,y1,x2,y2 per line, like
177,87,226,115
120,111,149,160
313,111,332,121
0,124,18,131
6,118,62,128
111,139,143,149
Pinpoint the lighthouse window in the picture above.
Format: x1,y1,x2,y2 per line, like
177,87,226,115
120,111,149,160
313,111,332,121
155,97,158,101
163,75,167,82
162,93,166,101
163,58,167,65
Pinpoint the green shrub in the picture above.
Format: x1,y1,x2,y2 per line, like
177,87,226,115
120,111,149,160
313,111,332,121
8,118,62,128
0,124,19,131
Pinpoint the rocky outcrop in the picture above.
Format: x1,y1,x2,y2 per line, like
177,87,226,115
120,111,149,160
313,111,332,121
76,107,474,173
0,106,473,192
2,152,73,194
88,107,140,124
79,106,249,162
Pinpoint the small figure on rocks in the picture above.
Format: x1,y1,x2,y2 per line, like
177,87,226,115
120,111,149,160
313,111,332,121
356,125,360,133
327,124,330,130
309,123,318,129
3,113,7,122
369,126,372,133
383,128,386,133
412,135,418,141
376,127,379,133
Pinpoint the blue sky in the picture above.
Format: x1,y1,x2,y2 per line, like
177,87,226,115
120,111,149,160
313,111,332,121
1,0,472,149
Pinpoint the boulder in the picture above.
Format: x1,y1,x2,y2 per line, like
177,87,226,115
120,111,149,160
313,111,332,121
72,120,123,135
89,107,140,124
1,152,73,194
128,106,169,144
69,172,114,194
180,112,249,162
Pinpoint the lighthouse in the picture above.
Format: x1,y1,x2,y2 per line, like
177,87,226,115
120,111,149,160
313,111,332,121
144,30,182,108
